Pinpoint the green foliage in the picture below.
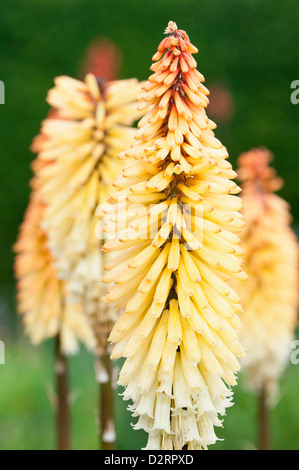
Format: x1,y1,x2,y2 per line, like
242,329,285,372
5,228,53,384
0,340,146,450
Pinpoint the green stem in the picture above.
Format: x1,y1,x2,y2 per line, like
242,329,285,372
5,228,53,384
97,354,116,450
258,386,271,450
55,336,71,450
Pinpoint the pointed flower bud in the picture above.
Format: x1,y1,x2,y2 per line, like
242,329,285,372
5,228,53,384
32,74,143,353
14,188,96,354
102,22,246,449
235,148,299,396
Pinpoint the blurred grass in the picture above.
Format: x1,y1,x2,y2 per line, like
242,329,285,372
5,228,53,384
0,338,299,450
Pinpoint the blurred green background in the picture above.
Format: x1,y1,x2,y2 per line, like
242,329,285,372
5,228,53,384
0,0,299,450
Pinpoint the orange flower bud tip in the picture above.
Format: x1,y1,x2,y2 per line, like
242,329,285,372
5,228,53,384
188,44,199,54
169,36,179,46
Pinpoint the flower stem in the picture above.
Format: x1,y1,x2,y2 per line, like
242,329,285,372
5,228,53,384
258,386,271,450
96,354,116,450
55,336,71,450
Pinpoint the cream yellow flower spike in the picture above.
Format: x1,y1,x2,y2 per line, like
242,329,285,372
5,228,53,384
101,22,247,450
236,148,299,397
14,185,96,355
32,73,144,355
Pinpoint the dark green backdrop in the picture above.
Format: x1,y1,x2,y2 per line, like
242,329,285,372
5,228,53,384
1,0,299,287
